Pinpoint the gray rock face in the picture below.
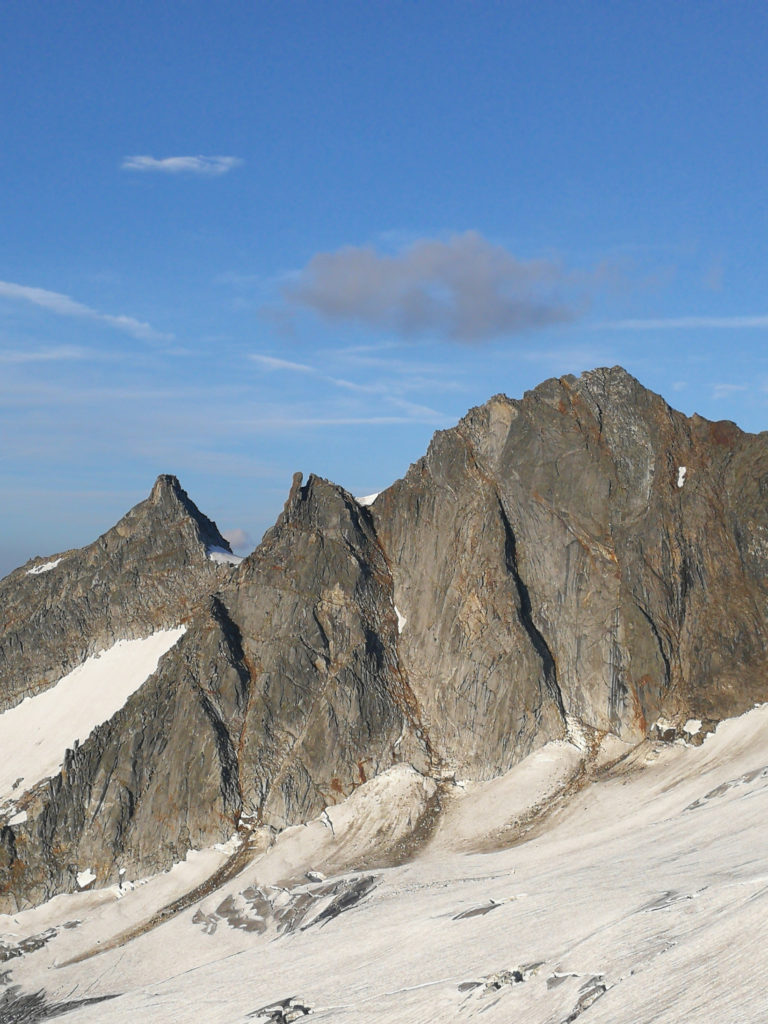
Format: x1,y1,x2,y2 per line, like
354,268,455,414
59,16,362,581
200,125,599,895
371,425,567,779
0,475,236,712
4,367,768,910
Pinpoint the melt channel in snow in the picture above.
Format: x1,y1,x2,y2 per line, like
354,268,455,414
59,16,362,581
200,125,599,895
0,627,186,810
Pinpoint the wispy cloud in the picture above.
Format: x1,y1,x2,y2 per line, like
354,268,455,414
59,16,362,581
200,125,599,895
602,315,768,330
712,383,748,399
122,155,242,176
0,346,88,364
516,344,610,369
247,349,452,423
239,415,439,430
249,354,315,373
279,231,590,342
0,281,170,341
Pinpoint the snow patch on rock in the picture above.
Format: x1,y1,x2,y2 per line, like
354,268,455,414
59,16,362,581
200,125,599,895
0,627,186,806
394,605,407,633
565,714,589,752
677,466,687,488
27,558,62,575
355,493,380,507
207,545,243,566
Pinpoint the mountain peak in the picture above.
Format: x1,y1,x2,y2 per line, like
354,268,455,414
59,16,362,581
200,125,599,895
0,476,235,715
150,473,185,503
137,475,232,555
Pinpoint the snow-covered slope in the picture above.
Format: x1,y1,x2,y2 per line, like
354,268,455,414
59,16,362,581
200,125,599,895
2,704,767,1022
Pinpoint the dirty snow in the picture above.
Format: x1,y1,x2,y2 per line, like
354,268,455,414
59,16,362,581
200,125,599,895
5,706,768,1022
355,493,380,506
26,557,62,575
0,627,185,811
677,465,687,487
207,545,243,566
213,834,242,855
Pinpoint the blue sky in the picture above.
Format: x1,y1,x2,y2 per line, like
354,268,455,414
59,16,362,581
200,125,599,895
3,1,768,576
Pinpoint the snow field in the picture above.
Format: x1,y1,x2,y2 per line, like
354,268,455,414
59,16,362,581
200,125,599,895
3,706,768,1022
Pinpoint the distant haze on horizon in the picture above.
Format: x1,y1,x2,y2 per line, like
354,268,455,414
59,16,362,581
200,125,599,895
3,2,768,578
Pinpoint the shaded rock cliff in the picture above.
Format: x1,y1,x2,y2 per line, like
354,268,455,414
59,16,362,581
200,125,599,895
4,367,768,910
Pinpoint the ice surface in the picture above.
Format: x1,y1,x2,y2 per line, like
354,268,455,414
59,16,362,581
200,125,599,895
0,627,185,809
26,557,63,575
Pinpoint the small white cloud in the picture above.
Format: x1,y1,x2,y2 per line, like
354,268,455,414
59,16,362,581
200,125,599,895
0,280,170,341
122,155,242,176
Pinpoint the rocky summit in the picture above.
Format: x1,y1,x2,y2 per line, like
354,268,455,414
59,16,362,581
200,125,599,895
3,365,768,912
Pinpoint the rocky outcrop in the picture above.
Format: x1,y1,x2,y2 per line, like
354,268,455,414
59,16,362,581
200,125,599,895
0,475,236,712
4,367,768,910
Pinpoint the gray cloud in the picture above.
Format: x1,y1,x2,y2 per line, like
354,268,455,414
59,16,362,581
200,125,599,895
223,528,253,551
280,231,583,342
0,281,170,341
122,155,242,176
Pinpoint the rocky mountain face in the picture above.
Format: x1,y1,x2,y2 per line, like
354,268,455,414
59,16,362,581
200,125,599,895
3,366,768,911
